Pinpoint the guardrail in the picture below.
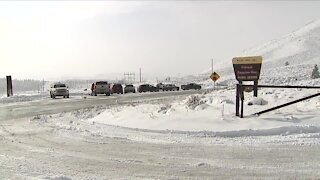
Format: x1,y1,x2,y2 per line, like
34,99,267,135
236,84,320,118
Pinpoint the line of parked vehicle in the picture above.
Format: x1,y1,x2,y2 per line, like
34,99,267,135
49,81,201,98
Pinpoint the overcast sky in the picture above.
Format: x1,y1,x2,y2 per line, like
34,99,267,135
1,1,320,80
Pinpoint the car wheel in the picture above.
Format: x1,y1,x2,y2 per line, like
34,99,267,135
52,94,56,99
67,95,69,98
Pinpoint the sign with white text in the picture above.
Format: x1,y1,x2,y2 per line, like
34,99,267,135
232,56,262,81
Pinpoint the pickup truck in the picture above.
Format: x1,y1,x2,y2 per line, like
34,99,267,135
92,81,111,96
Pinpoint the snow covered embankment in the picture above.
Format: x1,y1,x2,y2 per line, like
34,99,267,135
30,88,320,140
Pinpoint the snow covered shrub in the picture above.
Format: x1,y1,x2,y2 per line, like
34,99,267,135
185,95,206,109
158,104,172,114
247,97,268,106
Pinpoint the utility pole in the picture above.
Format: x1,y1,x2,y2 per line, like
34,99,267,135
211,58,214,74
42,79,45,92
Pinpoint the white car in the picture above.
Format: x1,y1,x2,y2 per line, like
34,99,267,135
50,83,69,99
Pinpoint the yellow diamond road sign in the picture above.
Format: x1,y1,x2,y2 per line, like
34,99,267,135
210,72,220,82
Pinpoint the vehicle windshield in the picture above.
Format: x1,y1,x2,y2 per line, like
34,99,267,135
54,84,66,88
96,81,108,85
126,85,133,87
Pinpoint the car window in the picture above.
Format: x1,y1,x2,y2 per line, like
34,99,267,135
54,84,66,88
96,82,108,85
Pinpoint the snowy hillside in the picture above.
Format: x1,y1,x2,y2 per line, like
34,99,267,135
242,20,320,68
202,20,320,88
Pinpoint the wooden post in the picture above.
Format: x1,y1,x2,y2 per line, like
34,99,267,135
240,85,244,118
236,84,240,117
253,80,258,97
6,76,13,97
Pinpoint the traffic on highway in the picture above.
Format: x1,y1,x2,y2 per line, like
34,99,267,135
50,81,202,99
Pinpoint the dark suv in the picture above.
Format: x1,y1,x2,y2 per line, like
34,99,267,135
156,83,164,91
163,84,179,91
138,84,159,93
181,83,201,90
111,83,123,94
124,84,136,93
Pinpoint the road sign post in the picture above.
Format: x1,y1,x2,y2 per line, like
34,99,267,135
210,72,220,90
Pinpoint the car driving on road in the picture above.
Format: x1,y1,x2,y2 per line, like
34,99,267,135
138,84,159,93
50,83,69,99
92,81,111,96
124,84,136,93
181,83,201,90
111,83,123,94
156,83,165,91
163,84,179,91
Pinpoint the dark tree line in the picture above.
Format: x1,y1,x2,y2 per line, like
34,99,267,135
0,79,43,94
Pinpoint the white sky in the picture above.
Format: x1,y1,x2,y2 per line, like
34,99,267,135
1,1,320,80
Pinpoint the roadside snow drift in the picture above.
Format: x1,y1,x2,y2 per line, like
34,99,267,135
29,87,320,139
89,88,320,133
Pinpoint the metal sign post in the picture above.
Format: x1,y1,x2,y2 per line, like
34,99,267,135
210,72,220,90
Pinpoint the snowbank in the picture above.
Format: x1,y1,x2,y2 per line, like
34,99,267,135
27,88,314,139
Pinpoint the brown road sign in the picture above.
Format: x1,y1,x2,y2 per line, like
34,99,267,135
232,56,262,81
210,72,220,82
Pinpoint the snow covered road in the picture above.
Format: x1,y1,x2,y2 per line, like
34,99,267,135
0,89,205,121
1,88,320,179
1,117,320,179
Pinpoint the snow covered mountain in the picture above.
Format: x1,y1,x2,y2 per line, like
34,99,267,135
242,20,320,68
203,20,320,87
